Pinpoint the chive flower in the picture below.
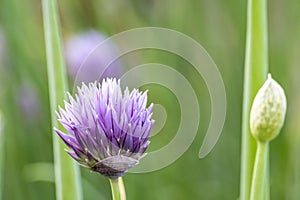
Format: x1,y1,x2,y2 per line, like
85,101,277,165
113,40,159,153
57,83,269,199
65,30,123,82
55,78,154,178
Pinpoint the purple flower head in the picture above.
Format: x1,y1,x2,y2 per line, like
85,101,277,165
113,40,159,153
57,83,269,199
65,30,123,83
55,78,154,178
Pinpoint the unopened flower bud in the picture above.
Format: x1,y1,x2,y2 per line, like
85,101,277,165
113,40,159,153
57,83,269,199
250,74,287,142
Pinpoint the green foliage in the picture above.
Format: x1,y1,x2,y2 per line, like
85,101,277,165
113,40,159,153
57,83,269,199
0,0,298,199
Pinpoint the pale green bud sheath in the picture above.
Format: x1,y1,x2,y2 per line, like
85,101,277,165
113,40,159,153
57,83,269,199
250,74,287,142
250,74,287,200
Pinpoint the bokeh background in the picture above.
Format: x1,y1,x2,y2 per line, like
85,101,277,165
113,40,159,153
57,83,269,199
0,0,299,199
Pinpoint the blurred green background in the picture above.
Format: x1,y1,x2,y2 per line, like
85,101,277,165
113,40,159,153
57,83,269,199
0,0,299,199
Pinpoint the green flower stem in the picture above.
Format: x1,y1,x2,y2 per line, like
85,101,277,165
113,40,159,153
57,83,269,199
109,177,126,200
42,0,82,199
264,156,270,200
250,142,269,200
240,0,269,199
0,111,3,200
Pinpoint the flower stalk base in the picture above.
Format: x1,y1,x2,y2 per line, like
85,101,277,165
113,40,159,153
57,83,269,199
109,177,126,200
250,142,269,200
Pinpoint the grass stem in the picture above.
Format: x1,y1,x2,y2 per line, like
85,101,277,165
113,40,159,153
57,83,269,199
42,0,82,199
240,0,269,199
